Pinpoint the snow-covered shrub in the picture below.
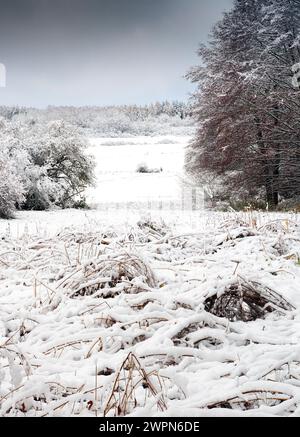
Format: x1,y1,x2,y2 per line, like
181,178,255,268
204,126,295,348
0,118,95,213
136,163,162,174
22,121,95,210
0,149,24,219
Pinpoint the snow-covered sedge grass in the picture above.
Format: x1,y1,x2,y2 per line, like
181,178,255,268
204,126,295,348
0,209,300,416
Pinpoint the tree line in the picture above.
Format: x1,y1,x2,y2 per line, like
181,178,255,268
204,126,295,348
0,101,193,137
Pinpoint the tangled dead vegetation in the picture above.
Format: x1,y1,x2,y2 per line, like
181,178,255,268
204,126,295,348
59,252,157,298
137,217,169,238
204,279,295,322
206,387,293,411
259,219,298,234
1,211,300,417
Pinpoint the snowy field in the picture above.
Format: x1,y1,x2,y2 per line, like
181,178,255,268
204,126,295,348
1,137,300,417
86,136,189,206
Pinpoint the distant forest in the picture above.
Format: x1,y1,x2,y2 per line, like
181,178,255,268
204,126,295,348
0,101,195,137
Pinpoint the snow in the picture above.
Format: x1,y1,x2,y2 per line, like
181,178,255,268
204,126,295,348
1,136,300,417
292,63,300,89
86,136,189,204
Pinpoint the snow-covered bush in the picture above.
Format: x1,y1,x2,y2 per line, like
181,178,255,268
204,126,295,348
22,120,95,210
0,149,24,219
0,118,95,214
136,163,162,174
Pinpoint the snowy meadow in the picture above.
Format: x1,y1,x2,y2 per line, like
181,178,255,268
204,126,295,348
86,136,188,206
1,135,300,417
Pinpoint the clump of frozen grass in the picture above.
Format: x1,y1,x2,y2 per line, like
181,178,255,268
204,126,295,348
57,228,118,244
59,252,157,298
137,216,169,240
259,219,297,234
204,278,295,322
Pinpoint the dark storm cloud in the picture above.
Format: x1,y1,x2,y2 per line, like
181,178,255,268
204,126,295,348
0,0,233,107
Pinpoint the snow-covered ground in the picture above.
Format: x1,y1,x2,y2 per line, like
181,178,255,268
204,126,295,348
1,137,300,417
1,207,300,417
86,136,190,205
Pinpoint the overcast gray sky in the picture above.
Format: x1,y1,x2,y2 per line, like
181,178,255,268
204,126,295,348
0,0,232,107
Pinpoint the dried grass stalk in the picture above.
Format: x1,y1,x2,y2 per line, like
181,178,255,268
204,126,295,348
104,353,167,417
